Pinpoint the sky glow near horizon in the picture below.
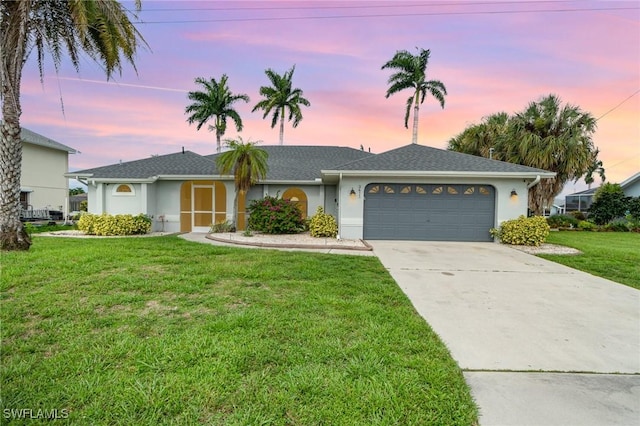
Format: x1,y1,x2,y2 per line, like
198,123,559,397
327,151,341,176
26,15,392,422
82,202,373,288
19,0,640,195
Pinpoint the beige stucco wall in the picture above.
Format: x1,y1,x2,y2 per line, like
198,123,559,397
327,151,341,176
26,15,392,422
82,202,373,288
21,142,70,211
336,175,531,240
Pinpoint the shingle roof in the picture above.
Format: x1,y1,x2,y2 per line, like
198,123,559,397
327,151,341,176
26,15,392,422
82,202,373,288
20,126,77,153
206,146,373,181
332,144,552,174
72,151,217,179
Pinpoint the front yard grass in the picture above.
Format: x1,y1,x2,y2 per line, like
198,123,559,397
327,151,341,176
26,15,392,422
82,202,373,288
541,231,640,290
1,236,477,425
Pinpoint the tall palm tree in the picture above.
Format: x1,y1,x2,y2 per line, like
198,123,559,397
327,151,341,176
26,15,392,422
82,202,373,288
252,65,310,145
185,75,249,154
1,0,146,251
382,48,447,144
216,137,268,230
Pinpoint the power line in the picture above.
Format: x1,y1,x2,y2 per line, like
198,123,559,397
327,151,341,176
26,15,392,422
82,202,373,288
135,6,639,24
596,89,640,121
139,1,585,13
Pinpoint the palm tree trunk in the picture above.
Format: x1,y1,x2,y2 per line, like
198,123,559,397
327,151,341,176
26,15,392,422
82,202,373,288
279,107,285,145
412,94,420,144
1,2,32,250
232,190,239,231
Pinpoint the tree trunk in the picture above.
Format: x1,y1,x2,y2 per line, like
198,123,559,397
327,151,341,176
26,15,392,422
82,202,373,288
232,189,239,231
412,95,420,144
216,133,221,153
279,108,285,145
1,2,32,251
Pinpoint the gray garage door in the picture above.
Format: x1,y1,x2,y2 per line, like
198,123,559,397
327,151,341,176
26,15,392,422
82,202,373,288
363,183,495,241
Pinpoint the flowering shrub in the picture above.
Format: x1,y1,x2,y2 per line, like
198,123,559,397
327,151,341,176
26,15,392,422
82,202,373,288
247,195,305,234
309,206,338,238
77,213,151,236
490,215,550,246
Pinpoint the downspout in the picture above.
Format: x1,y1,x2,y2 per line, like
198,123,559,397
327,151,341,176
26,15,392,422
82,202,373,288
527,175,542,216
527,175,541,189
338,172,342,239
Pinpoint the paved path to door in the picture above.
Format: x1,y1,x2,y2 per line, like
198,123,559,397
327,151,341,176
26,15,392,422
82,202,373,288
370,241,640,426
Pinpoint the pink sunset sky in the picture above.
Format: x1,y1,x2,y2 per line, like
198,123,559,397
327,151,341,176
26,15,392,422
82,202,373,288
20,0,640,196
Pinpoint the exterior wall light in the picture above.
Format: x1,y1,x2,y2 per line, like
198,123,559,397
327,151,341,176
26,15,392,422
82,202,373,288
510,189,518,197
350,188,356,197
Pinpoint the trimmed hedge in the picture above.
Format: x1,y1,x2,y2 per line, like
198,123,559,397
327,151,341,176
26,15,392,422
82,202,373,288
491,215,550,246
77,213,152,236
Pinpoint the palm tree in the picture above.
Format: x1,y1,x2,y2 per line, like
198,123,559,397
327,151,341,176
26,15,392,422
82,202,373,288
185,75,249,154
216,137,268,230
1,0,146,251
584,149,606,189
252,66,310,145
448,94,598,215
447,112,510,158
382,48,447,144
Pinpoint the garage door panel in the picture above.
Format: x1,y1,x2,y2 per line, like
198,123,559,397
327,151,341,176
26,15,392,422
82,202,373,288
364,183,495,241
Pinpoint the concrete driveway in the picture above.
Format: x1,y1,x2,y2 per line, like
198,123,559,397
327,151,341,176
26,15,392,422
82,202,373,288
370,241,640,426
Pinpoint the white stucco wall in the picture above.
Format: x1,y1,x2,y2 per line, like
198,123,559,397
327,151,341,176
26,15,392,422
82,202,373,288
151,181,182,233
21,143,70,211
336,176,531,240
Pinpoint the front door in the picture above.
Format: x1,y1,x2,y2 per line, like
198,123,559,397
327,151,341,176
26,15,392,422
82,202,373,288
192,183,214,232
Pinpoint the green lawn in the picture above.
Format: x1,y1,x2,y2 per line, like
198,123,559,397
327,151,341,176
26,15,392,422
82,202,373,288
1,236,477,425
541,231,640,290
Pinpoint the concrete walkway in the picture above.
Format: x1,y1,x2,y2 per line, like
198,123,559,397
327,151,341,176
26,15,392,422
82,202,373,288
370,241,640,426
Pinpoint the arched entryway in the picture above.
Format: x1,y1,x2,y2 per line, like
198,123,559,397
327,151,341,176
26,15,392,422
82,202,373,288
282,187,308,218
180,181,227,232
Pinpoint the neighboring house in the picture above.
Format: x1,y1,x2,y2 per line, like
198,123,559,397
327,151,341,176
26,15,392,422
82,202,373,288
20,126,77,217
564,171,640,212
620,172,640,197
67,144,554,242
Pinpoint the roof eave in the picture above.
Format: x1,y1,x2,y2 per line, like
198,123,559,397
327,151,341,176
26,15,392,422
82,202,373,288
321,170,556,179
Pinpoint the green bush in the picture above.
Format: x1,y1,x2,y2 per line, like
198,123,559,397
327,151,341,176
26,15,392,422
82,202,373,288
546,214,578,229
247,195,305,234
589,183,629,225
491,215,550,246
569,211,587,221
309,206,338,238
80,200,88,212
578,220,598,231
604,218,630,232
628,197,640,221
77,213,151,236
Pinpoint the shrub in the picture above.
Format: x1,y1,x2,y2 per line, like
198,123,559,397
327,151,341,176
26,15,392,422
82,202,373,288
210,220,235,233
80,200,88,212
247,195,305,234
491,215,550,246
77,213,151,236
604,218,630,232
589,183,629,225
628,197,640,221
309,206,338,238
578,220,598,231
569,211,587,221
546,214,578,229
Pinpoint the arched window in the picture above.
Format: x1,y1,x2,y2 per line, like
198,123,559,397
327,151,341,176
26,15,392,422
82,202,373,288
282,187,308,218
113,184,135,196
